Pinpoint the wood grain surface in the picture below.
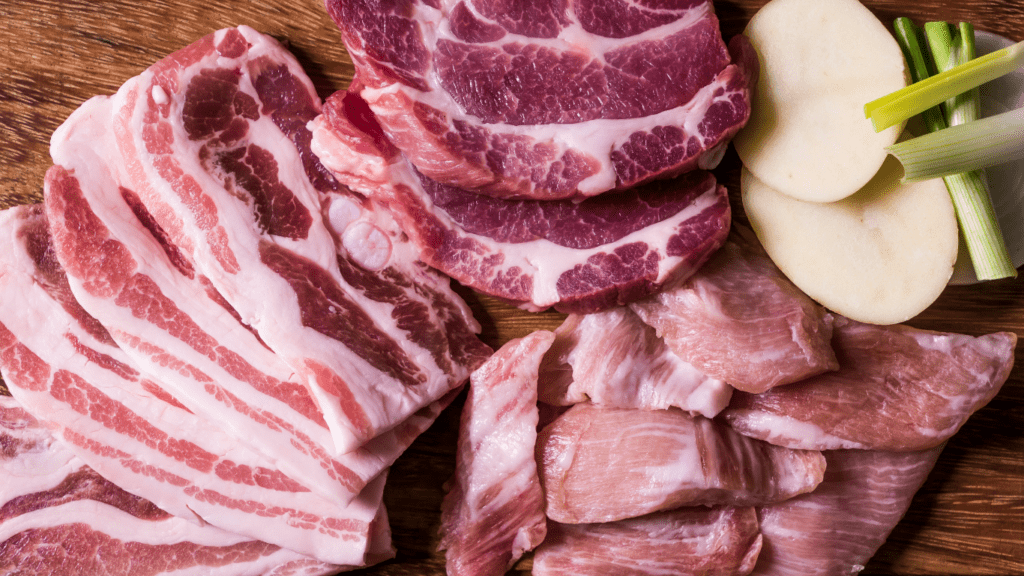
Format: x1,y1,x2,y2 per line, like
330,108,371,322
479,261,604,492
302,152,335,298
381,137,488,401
1,1,1023,574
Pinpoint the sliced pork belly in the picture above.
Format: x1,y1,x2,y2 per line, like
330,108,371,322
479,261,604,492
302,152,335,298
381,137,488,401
0,205,397,566
750,447,944,576
0,395,342,576
45,96,453,511
538,307,732,418
439,331,553,576
630,233,838,393
533,507,762,576
722,316,1017,451
322,0,753,200
105,25,486,452
310,90,732,313
537,404,825,524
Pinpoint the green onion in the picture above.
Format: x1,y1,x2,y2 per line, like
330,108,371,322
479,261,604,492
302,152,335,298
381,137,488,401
889,19,1016,281
864,37,1024,132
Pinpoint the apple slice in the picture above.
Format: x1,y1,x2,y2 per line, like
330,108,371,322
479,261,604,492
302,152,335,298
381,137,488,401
741,156,958,325
733,0,908,203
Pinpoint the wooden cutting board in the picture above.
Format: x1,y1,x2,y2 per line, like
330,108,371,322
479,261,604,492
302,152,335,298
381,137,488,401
1,1,1022,574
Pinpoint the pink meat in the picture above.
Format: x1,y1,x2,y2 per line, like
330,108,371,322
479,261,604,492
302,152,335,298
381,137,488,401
538,307,732,418
439,331,553,576
0,394,340,576
310,89,732,313
750,447,945,576
322,0,754,200
106,25,486,452
44,95,453,510
533,507,762,576
721,316,1017,451
630,232,838,393
536,403,825,524
0,204,395,566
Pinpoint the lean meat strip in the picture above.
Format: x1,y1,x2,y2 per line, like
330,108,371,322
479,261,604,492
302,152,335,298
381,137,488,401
0,204,396,566
749,447,945,576
321,0,755,200
721,316,1016,451
45,95,454,511
105,25,487,452
532,506,762,576
630,231,838,393
537,306,732,418
439,332,552,576
0,395,341,576
536,403,826,524
310,90,732,313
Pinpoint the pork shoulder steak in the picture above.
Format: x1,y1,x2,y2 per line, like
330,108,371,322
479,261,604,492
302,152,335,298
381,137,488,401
321,0,756,200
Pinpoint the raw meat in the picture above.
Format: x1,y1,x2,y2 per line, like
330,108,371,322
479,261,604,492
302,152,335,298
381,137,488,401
750,447,945,576
721,316,1017,451
321,0,755,200
0,204,395,565
538,307,732,418
533,506,762,576
439,331,552,576
310,90,732,313
630,231,838,393
104,25,487,452
536,403,825,524
0,394,341,576
45,95,454,511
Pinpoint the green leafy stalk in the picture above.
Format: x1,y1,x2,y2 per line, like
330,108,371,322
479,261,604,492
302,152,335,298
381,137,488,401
864,36,1024,132
917,21,1016,280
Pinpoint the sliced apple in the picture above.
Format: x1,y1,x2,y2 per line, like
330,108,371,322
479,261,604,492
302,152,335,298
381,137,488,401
741,156,958,325
733,0,908,203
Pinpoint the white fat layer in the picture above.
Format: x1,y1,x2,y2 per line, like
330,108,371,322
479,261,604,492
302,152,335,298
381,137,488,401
731,412,856,450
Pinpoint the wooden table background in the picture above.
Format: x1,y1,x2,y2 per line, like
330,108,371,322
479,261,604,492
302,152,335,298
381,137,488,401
1,1,1023,574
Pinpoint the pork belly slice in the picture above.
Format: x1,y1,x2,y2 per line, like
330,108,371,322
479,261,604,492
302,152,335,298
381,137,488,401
630,232,838,393
45,95,455,511
722,316,1017,451
537,404,825,524
322,0,753,200
105,25,487,452
310,90,732,314
533,507,762,576
0,205,400,566
538,307,732,418
750,447,944,576
439,331,553,576
0,395,344,576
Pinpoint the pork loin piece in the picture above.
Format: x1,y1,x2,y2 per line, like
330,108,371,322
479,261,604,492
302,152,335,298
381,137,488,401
439,331,553,576
0,395,343,576
721,316,1017,451
0,205,398,566
630,233,838,393
538,307,732,418
45,95,457,511
105,25,487,452
750,447,944,576
533,507,762,576
310,90,732,313
321,0,755,200
536,404,825,524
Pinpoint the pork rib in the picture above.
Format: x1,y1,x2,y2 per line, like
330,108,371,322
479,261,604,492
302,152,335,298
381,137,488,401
0,204,396,566
0,394,343,576
106,25,487,452
322,0,755,200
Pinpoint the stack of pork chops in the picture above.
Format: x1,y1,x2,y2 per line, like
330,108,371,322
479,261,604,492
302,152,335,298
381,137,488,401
0,1,1017,575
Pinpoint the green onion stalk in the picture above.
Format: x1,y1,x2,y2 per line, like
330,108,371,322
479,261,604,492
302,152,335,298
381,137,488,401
888,18,1016,281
